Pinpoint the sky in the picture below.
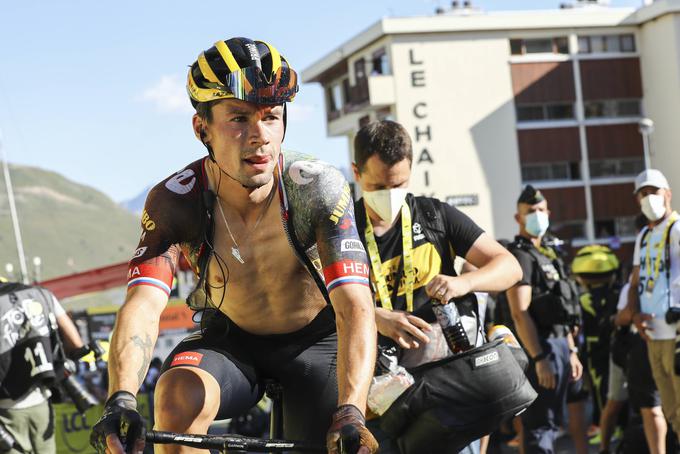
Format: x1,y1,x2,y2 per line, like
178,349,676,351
0,0,644,202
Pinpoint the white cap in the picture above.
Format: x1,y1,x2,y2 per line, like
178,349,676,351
634,169,669,193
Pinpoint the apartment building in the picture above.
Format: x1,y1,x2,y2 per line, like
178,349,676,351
302,0,680,258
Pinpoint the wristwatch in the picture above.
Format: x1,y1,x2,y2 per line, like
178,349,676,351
569,346,579,355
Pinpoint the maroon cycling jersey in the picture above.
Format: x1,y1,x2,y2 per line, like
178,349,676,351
127,150,369,309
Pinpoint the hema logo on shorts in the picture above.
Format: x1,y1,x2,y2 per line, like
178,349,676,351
473,350,499,368
171,351,204,367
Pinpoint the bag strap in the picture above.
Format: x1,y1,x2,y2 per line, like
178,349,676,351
414,197,454,275
665,219,678,307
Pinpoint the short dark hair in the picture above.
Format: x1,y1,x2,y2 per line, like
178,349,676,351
354,120,412,172
194,100,222,123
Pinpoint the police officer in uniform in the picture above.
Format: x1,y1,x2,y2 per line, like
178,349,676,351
505,185,584,454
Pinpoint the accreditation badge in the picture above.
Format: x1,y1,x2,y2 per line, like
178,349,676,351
645,279,655,296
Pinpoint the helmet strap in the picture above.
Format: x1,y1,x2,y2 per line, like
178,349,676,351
282,103,287,142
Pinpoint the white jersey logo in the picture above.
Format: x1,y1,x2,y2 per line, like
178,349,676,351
341,239,365,253
289,161,324,185
165,169,196,194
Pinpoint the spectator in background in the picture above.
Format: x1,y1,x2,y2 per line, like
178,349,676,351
627,169,680,443
570,245,622,446
0,280,85,454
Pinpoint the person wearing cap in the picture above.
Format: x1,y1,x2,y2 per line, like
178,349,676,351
504,185,584,454
624,168,680,442
571,245,622,452
613,214,667,454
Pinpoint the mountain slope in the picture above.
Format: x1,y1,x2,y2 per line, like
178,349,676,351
0,164,140,281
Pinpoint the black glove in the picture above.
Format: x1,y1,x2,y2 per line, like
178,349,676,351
326,404,379,454
90,391,146,454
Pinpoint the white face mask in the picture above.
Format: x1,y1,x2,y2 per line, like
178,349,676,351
363,188,408,223
640,193,667,221
524,210,550,237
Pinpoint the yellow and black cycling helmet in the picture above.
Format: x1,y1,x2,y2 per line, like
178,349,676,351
187,37,298,108
572,244,620,275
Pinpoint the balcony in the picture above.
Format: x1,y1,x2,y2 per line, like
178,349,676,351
325,75,395,124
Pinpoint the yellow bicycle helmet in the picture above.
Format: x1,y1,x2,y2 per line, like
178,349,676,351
572,244,620,275
187,37,298,107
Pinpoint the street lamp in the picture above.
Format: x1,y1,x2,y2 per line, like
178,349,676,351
33,256,42,283
639,118,654,170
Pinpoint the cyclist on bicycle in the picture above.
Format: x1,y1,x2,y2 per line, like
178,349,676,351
90,37,379,454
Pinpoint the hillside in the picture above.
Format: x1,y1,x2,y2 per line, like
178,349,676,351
0,164,140,281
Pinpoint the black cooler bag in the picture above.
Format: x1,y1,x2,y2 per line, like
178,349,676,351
380,339,537,454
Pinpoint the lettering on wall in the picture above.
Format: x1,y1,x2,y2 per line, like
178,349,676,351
408,48,433,192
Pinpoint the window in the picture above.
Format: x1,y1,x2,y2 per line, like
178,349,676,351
546,104,574,120
516,102,575,122
621,34,635,52
521,162,580,182
554,37,569,54
516,105,544,121
510,39,523,55
578,34,636,54
605,35,621,53
354,58,366,80
376,107,394,121
327,83,344,112
595,216,636,239
590,157,644,178
509,37,569,55
525,39,553,54
584,99,641,118
371,49,390,75
551,220,587,241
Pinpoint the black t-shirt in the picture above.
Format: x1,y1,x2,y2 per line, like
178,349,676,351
356,195,483,320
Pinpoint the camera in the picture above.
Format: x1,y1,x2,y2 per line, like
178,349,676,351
666,307,680,324
53,341,104,414
57,358,99,414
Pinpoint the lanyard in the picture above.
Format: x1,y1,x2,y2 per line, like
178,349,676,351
644,211,679,286
365,203,414,312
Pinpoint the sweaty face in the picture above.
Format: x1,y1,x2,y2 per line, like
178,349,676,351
200,99,285,188
354,155,411,192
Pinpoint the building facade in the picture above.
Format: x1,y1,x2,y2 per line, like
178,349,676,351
302,0,680,258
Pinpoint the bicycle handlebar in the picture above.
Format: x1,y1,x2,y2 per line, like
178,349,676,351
146,430,325,453
146,425,363,453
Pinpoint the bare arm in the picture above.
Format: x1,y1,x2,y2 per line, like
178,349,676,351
107,285,168,396
506,284,543,358
463,233,522,292
615,269,640,327
426,234,522,301
507,283,558,388
56,313,85,355
329,283,377,411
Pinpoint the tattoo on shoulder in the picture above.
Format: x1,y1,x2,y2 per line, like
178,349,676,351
131,334,153,387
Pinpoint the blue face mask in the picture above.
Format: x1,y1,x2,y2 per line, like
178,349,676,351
525,211,549,237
